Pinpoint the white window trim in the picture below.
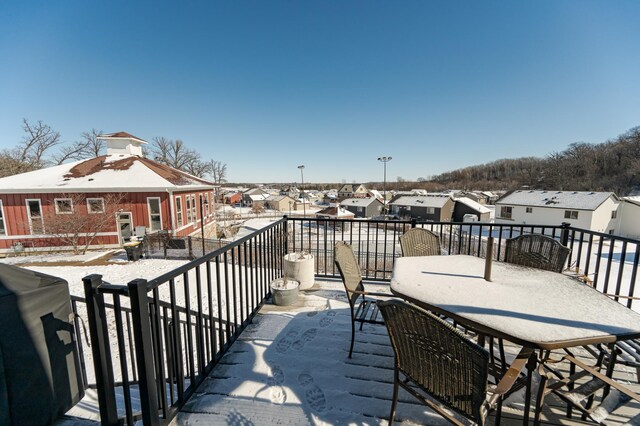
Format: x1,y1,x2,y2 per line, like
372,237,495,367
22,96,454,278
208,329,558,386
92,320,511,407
0,199,7,236
25,198,44,235
147,197,163,231
191,194,197,223
54,197,74,214
564,210,579,220
86,197,105,214
526,207,533,213
175,196,184,227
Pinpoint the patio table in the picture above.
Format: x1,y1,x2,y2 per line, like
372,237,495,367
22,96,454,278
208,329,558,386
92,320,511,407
390,255,640,424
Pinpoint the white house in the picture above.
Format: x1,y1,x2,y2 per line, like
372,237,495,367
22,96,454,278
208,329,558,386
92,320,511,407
618,197,640,239
495,190,620,233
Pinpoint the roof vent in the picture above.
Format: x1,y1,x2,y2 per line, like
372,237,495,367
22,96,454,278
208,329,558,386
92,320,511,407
99,132,147,157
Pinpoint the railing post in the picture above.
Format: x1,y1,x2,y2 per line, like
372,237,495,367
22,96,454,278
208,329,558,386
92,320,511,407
410,218,417,228
128,278,160,426
82,274,118,425
560,222,571,246
188,236,193,259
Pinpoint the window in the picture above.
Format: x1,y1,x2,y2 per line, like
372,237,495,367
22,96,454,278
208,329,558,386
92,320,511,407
54,198,73,214
147,197,162,231
191,195,197,222
500,206,513,219
185,196,192,223
425,207,435,215
564,210,579,220
176,196,183,227
87,198,105,214
204,193,210,216
0,200,6,235
526,207,533,213
26,199,44,234
611,210,618,219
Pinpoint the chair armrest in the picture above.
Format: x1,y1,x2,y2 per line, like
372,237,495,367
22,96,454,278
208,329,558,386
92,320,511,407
349,289,397,298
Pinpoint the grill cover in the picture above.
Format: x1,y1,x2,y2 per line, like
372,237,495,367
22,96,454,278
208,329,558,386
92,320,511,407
0,264,84,425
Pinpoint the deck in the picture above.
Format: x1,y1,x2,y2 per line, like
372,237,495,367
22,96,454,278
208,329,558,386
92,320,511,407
171,279,640,425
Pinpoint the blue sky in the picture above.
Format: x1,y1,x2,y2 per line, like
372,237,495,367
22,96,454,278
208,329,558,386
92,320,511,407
1,1,639,183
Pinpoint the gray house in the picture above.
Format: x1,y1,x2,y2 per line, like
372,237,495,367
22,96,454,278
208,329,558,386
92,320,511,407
339,197,383,218
453,197,492,222
389,195,454,222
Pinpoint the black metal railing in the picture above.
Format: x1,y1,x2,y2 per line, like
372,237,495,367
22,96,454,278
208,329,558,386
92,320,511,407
77,217,639,425
81,218,287,425
287,218,639,307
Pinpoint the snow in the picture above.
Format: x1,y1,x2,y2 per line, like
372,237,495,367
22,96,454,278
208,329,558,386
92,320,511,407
391,255,640,346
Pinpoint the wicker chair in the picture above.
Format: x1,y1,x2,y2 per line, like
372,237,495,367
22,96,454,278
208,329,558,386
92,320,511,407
399,228,441,257
334,241,392,358
504,234,570,273
378,299,512,425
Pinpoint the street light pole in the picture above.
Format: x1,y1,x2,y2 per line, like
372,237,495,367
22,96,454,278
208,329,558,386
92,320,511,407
298,165,306,217
377,156,392,216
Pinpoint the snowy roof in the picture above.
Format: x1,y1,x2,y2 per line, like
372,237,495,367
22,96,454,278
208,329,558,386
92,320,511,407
389,195,451,208
315,206,355,218
497,190,617,211
248,194,269,201
454,197,492,214
622,196,640,208
339,197,380,207
0,154,214,193
99,131,147,144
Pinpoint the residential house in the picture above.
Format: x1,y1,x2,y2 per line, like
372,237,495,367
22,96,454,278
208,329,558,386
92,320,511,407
223,192,242,205
242,188,269,206
337,183,369,199
0,132,216,254
453,197,492,222
389,195,455,222
494,190,620,233
265,195,296,213
339,197,383,218
618,197,640,239
315,206,355,220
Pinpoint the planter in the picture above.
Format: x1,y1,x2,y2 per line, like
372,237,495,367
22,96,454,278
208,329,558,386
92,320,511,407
270,278,300,306
283,252,315,290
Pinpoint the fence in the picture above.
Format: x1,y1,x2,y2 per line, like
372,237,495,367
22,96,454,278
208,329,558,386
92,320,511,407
75,217,640,424
81,218,287,424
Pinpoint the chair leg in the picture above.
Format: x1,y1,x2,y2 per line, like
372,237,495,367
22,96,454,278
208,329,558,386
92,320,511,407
349,308,356,358
389,368,399,425
534,372,550,426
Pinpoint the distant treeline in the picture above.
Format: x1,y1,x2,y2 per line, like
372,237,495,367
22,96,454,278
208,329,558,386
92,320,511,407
429,126,640,195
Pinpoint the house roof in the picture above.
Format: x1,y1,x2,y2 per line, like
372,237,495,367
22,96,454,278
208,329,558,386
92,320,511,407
0,154,214,193
315,206,355,218
389,195,451,208
454,197,492,214
99,132,147,144
496,190,617,211
621,196,640,208
339,198,380,207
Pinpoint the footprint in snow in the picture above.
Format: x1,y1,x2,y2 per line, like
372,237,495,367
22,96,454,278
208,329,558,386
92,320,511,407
297,373,326,412
319,310,337,328
292,328,317,351
276,329,299,353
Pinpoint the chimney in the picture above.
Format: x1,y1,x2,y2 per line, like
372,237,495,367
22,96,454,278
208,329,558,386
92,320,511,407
98,132,147,157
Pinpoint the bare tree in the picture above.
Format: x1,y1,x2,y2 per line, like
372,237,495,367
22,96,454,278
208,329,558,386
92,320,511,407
184,159,211,178
209,160,228,184
42,193,125,254
151,137,201,170
0,119,61,177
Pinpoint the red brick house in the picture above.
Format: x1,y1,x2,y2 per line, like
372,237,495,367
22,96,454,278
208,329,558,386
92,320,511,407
0,132,216,254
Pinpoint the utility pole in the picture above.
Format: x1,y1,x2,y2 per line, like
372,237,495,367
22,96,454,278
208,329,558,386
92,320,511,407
298,165,306,217
377,156,392,216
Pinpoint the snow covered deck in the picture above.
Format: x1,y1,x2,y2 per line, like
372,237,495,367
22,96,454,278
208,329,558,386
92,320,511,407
171,279,640,426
